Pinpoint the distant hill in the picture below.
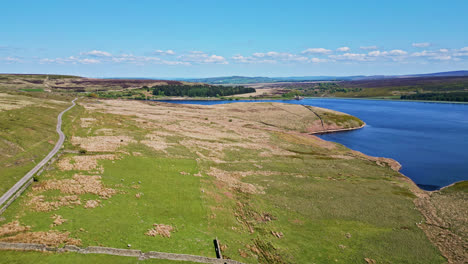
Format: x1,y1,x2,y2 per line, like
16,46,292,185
180,71,468,84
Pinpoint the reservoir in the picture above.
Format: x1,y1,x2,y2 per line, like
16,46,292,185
162,98,468,190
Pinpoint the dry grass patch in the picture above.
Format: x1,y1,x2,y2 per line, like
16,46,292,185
141,134,169,152
84,200,101,209
0,231,81,246
0,93,34,111
71,136,135,152
0,221,30,237
27,195,81,212
57,154,117,172
33,174,116,198
207,167,264,194
145,224,174,238
80,117,96,128
50,214,67,227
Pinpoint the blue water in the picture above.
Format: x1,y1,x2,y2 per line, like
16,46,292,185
161,99,468,190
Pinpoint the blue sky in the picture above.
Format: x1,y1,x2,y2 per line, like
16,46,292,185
1,0,468,78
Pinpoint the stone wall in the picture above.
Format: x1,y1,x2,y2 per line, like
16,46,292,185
0,242,244,264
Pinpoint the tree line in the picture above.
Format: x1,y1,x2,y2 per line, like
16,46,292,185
401,92,468,102
151,84,255,97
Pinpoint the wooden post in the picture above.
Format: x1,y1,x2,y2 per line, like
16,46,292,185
213,238,222,259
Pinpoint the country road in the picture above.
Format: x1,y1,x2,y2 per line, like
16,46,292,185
0,98,77,208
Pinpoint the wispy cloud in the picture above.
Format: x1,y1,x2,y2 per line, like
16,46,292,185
336,47,350,52
301,48,332,55
412,42,430,48
178,52,228,64
360,46,378,50
153,49,175,55
80,50,112,57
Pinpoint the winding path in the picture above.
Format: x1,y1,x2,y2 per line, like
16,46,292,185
0,98,77,208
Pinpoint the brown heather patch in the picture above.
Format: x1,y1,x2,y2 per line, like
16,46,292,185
145,224,174,238
0,221,30,237
0,230,81,246
57,154,117,172
71,136,135,152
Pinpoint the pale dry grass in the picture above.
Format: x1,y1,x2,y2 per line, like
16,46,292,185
84,200,100,209
57,154,117,172
0,221,30,237
71,136,135,152
80,117,96,128
0,230,81,246
50,214,67,227
0,93,34,111
207,167,264,194
27,195,81,212
145,224,174,238
33,174,116,199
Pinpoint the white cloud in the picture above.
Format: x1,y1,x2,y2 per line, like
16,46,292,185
368,51,387,57
80,58,100,64
310,58,328,63
153,49,175,55
460,47,468,52
80,50,112,57
178,52,228,64
439,49,449,53
388,49,407,56
412,42,430,48
360,46,378,50
231,55,277,64
336,47,350,52
301,48,332,54
411,50,434,57
329,53,369,61
235,51,311,64
0,56,22,63
431,55,452,61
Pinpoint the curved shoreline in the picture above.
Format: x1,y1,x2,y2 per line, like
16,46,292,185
309,122,366,135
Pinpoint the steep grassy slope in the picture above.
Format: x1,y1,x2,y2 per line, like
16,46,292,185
0,100,446,263
0,93,71,196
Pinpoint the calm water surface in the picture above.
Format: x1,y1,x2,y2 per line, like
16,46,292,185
162,98,468,190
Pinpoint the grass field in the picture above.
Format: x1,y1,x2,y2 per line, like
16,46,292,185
0,92,71,196
0,99,461,263
0,251,199,264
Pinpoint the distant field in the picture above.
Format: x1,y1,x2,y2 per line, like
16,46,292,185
1,99,455,263
252,76,468,100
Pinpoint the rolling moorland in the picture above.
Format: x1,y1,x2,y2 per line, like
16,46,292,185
242,76,468,101
0,75,467,263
